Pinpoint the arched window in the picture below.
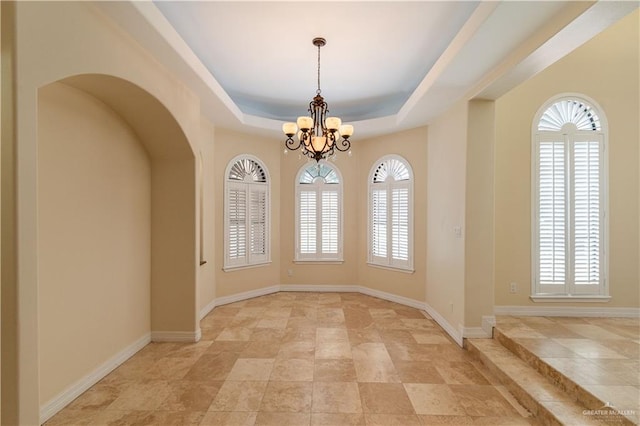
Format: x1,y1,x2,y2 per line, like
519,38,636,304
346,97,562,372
295,162,343,261
224,155,270,270
532,95,608,298
368,155,413,271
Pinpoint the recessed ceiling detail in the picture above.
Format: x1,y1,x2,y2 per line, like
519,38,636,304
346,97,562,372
98,1,637,138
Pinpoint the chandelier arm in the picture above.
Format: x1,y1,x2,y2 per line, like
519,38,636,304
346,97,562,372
285,136,302,151
333,138,351,152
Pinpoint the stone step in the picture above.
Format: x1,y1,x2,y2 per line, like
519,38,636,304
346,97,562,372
465,338,632,425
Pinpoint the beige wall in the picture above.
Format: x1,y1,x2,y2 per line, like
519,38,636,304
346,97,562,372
37,82,151,404
1,2,17,422
494,9,639,308
214,128,281,298
464,100,495,327
198,119,216,314
357,127,428,302
426,101,467,331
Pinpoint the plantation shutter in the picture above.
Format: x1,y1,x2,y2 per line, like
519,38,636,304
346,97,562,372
299,191,317,254
371,189,387,258
228,185,247,264
391,186,409,262
538,139,566,290
572,137,602,289
250,186,268,262
321,190,339,254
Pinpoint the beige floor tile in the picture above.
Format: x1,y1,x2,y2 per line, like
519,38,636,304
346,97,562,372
365,413,422,425
416,414,475,424
200,411,257,426
470,416,534,425
448,384,519,417
66,383,123,411
254,412,311,426
208,381,267,411
352,342,400,383
434,361,491,385
106,380,172,411
183,352,240,381
53,293,632,426
315,341,352,359
393,361,445,384
358,383,414,414
257,318,289,329
44,409,99,425
158,380,222,411
226,358,275,381
311,413,365,425
411,332,453,345
312,382,362,413
314,359,357,382
317,327,349,342
259,381,313,412
270,358,314,381
216,327,253,341
404,384,466,416
553,338,627,359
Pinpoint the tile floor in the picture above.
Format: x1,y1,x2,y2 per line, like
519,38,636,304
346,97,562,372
46,292,535,425
495,315,640,422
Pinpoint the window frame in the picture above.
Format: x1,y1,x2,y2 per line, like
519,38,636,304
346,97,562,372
295,161,344,262
531,94,609,301
223,154,271,271
367,154,414,272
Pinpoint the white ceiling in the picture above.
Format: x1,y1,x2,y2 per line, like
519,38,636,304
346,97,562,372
97,1,637,139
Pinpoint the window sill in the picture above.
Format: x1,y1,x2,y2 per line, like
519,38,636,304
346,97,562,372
367,262,414,274
530,295,611,303
294,260,344,265
223,261,271,272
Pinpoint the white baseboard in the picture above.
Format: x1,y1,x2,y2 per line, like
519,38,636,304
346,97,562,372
494,305,640,317
423,302,463,347
356,286,426,311
281,284,360,293
151,329,201,343
214,285,280,308
199,298,217,320
39,333,151,424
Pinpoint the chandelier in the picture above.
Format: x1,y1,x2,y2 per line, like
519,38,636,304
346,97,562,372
282,37,353,162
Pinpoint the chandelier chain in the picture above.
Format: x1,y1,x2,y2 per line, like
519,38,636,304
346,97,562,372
317,42,321,95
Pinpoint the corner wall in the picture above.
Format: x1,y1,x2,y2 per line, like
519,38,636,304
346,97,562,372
426,101,467,335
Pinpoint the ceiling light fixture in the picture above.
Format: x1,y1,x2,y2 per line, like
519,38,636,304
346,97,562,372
282,37,353,162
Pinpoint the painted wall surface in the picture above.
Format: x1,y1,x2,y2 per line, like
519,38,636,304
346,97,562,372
426,101,467,332
494,10,640,308
280,150,359,287
214,128,281,298
198,119,216,314
38,83,151,404
464,100,496,327
357,127,428,303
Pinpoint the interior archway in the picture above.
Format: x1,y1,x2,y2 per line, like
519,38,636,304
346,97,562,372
37,74,198,408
